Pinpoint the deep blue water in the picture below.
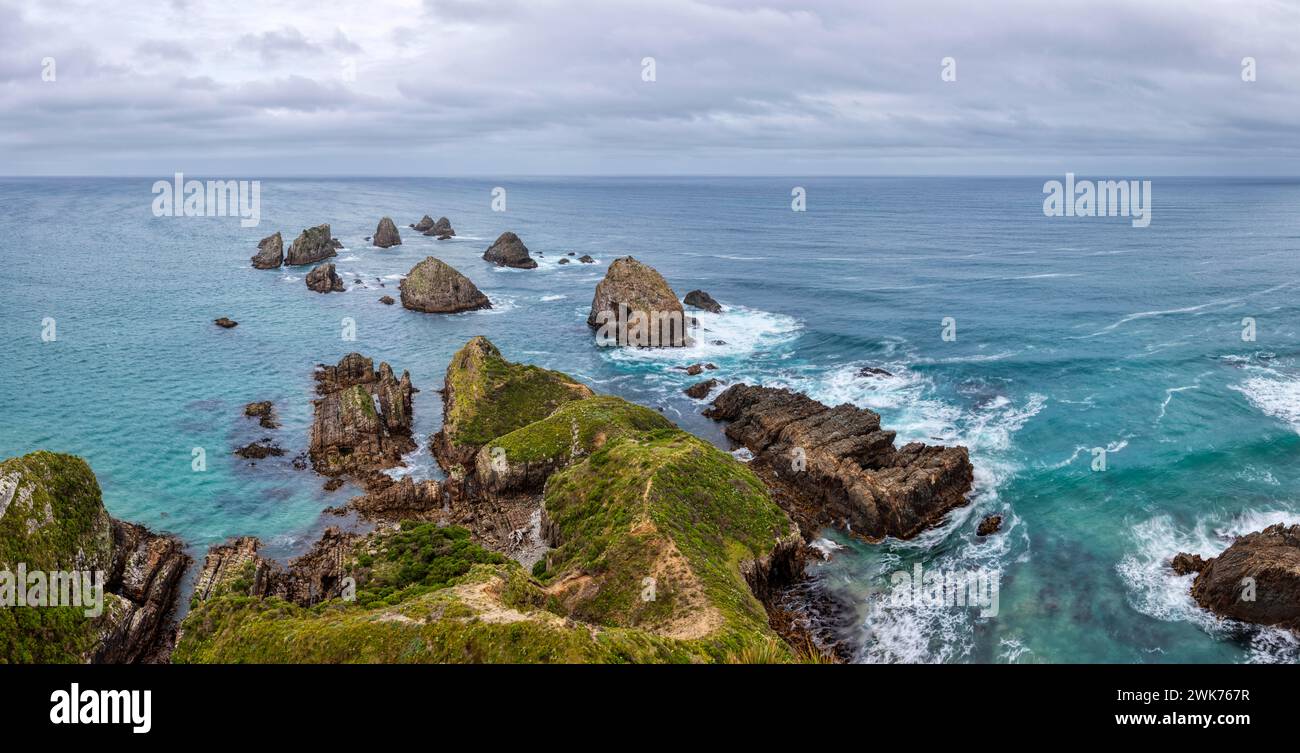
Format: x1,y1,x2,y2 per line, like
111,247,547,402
3,176,1299,663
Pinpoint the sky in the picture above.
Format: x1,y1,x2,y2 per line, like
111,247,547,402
1,0,1298,176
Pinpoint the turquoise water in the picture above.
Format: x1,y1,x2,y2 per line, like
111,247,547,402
3,176,1299,663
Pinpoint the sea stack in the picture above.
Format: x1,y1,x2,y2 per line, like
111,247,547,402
482,231,537,269
587,256,690,347
251,232,283,269
399,256,491,313
411,215,435,232
286,224,341,266
1176,523,1300,631
684,289,722,313
373,217,401,248
305,262,345,293
308,353,416,482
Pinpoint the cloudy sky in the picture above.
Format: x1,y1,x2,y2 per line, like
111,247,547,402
2,0,1297,175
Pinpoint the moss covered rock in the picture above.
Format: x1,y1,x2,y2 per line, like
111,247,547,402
399,257,490,314
474,395,673,494
433,337,593,470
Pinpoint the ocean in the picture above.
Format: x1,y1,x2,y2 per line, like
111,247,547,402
3,176,1299,663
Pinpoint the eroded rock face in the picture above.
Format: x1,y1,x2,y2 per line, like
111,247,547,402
190,528,357,607
977,515,1003,536
412,215,435,232
305,262,345,293
483,231,537,269
587,256,690,347
0,451,190,663
373,217,401,248
399,256,491,313
308,353,416,481
1180,523,1300,631
244,401,278,429
286,224,341,266
684,379,721,399
684,289,722,313
705,385,974,541
251,232,283,269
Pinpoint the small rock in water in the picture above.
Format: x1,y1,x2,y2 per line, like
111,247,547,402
235,440,285,460
976,514,1003,536
684,379,721,399
244,401,278,429
1170,552,1206,575
323,477,345,492
214,317,238,329
578,255,595,263
558,257,570,264
379,295,395,305
684,289,722,313
857,366,894,378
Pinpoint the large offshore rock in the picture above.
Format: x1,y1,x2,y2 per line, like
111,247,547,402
372,217,401,248
482,231,537,269
587,256,690,347
705,384,974,541
305,262,345,293
399,257,491,313
251,231,283,269
1179,523,1300,632
285,224,341,266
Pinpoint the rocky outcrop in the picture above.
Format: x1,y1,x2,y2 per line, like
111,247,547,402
705,385,974,541
234,440,284,460
587,256,690,347
578,254,595,263
399,256,491,313
684,379,721,399
1178,523,1300,631
285,224,341,266
1171,552,1206,575
251,232,284,269
977,515,1002,536
0,451,190,663
482,231,537,269
305,262,345,293
345,477,444,520
372,217,401,248
308,353,416,481
214,317,238,329
244,401,278,429
684,289,722,313
190,528,357,607
433,337,594,472
422,216,455,238
379,295,395,305
411,215,435,232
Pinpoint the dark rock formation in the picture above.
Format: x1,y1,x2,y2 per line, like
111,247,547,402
587,256,690,347
214,317,238,329
251,232,283,269
558,257,570,264
705,384,974,541
286,224,341,266
97,520,190,663
411,215,435,232
431,217,455,237
1180,523,1300,631
977,514,1003,536
305,262,345,293
857,366,894,378
684,379,721,399
579,255,595,263
234,440,284,460
482,231,537,269
244,401,278,429
191,528,357,607
684,289,722,313
1171,552,1206,575
308,353,417,481
373,217,401,248
399,256,491,313
347,476,444,520
379,295,395,305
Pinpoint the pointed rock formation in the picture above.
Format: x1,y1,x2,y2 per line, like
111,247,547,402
285,224,341,266
587,256,690,346
308,353,416,481
251,231,283,269
399,256,491,313
705,384,974,541
411,215,435,232
305,262,345,293
482,231,537,269
373,217,401,248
